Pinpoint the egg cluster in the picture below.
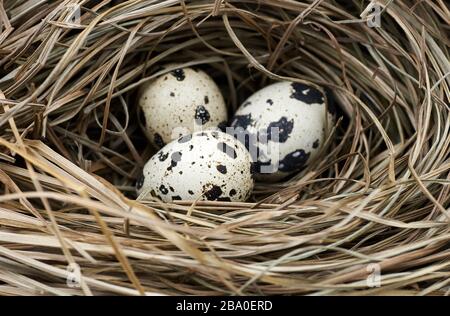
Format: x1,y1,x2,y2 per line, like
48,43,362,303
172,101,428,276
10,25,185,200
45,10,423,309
137,65,333,202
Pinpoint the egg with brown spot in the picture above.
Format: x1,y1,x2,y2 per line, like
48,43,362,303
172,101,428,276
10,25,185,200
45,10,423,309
139,64,228,148
137,131,254,202
230,81,333,182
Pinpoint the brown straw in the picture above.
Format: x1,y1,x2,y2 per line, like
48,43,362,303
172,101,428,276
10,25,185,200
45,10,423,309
0,0,449,295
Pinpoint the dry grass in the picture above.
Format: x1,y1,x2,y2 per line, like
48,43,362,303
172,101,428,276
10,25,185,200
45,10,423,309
0,0,449,295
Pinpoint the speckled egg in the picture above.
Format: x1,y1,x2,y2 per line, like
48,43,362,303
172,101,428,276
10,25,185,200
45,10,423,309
136,130,254,202
230,81,333,182
139,65,228,148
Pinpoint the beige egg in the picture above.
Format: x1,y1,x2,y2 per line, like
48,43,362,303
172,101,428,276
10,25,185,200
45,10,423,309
139,65,228,148
136,130,254,202
230,81,333,182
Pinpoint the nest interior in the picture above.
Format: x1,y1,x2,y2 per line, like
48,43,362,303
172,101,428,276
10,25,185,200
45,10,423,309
0,0,449,295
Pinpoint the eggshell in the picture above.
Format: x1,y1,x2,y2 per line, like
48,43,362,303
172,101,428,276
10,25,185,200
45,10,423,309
139,65,228,148
137,130,254,202
230,81,333,182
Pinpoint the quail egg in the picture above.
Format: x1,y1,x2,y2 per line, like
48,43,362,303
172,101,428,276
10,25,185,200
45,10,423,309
136,130,254,202
139,65,228,148
230,81,333,182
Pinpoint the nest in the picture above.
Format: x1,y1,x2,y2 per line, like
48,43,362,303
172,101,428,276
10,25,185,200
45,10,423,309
0,0,449,296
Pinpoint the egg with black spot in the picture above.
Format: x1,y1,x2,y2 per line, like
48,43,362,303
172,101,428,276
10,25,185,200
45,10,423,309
230,81,333,182
137,130,254,202
139,64,228,148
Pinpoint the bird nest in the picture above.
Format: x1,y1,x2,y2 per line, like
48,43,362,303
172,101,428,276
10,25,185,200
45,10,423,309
0,0,449,295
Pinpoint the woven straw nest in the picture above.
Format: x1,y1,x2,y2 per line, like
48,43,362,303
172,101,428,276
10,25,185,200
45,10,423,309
0,0,449,296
